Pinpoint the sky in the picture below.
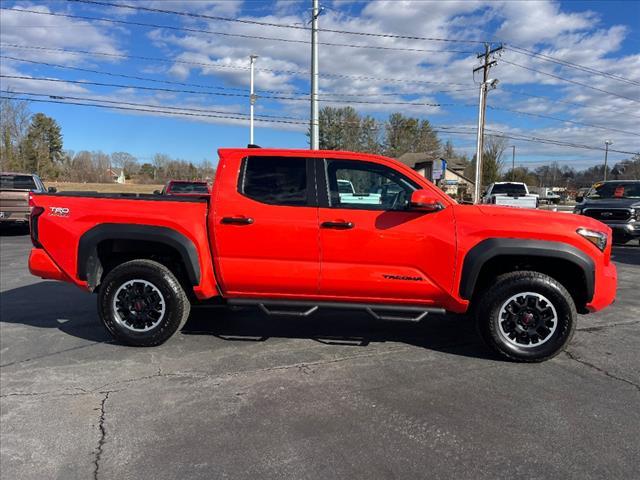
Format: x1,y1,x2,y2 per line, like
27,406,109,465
1,0,639,170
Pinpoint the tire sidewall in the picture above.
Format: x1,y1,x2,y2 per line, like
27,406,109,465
481,274,576,361
99,262,186,346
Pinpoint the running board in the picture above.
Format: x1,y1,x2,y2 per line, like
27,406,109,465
227,299,446,322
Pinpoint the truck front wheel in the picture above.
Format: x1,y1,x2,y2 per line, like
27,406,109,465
476,271,576,362
98,259,191,346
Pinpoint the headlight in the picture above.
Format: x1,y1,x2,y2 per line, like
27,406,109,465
577,228,607,251
634,208,640,220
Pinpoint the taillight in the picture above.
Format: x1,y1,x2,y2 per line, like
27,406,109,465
30,206,45,248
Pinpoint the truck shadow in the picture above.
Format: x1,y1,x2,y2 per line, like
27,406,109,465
184,307,497,361
0,281,111,343
1,281,495,360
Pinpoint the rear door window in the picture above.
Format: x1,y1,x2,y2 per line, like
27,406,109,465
239,156,310,206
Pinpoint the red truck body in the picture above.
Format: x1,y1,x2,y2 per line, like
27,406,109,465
27,148,617,360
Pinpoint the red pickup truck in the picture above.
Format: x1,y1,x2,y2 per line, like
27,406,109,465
28,148,617,362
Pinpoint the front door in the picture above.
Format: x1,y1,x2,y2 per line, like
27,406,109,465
213,155,320,296
317,158,456,306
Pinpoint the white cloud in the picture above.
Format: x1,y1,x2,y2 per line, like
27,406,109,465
0,4,124,64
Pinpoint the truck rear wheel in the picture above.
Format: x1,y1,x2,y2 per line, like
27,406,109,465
476,271,576,362
98,259,190,346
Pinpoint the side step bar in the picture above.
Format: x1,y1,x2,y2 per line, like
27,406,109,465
227,299,446,322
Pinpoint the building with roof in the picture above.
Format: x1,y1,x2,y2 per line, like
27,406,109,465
397,152,475,202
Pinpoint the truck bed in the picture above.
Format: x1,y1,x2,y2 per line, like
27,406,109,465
29,192,218,298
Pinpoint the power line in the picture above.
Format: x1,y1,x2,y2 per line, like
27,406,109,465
4,92,635,156
0,43,473,87
0,90,307,121
0,55,477,98
0,94,307,125
0,7,475,55
505,45,640,87
498,87,640,120
484,128,637,155
486,104,640,137
0,92,479,134
499,58,640,104
0,75,462,107
70,0,488,44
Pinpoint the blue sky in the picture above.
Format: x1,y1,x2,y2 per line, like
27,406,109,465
1,0,638,169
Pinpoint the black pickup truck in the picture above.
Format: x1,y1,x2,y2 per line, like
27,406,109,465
574,180,640,244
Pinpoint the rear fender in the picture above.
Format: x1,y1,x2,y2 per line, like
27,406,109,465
77,224,201,291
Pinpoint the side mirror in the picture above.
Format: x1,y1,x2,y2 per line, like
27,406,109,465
575,195,583,203
410,189,444,212
47,187,57,193
153,190,161,195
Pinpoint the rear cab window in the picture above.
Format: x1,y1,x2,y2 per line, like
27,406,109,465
168,182,209,194
238,156,312,206
491,183,527,196
0,174,37,191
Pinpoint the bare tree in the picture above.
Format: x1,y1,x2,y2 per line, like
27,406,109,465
0,96,31,171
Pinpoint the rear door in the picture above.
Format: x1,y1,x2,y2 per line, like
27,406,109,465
212,155,320,296
317,157,456,306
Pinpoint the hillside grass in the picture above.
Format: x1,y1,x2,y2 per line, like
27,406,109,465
48,182,164,194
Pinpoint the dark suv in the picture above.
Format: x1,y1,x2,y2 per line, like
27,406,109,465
574,180,640,244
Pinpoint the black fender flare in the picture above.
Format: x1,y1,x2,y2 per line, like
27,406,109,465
77,224,201,290
459,238,595,301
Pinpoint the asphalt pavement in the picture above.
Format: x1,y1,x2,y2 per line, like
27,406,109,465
1,230,639,480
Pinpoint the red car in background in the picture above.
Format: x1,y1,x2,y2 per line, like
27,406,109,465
157,180,210,196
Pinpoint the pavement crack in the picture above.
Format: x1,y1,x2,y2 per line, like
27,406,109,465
0,341,113,369
93,391,110,480
0,390,89,398
565,350,640,392
577,320,640,333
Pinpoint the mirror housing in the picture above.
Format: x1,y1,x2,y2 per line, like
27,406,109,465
575,195,584,203
47,187,57,193
409,190,444,212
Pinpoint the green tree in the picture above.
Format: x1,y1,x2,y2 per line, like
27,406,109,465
21,113,63,177
383,113,440,159
317,106,381,153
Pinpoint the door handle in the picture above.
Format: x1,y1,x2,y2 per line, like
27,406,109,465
221,216,254,225
320,221,354,230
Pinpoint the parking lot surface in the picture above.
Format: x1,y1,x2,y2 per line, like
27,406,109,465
1,231,639,480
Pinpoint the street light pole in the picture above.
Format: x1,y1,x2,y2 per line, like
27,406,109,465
310,0,320,150
604,140,612,181
511,145,515,180
249,54,258,145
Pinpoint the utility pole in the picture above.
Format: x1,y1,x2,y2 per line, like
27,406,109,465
473,43,502,203
604,140,612,181
511,145,516,180
310,0,320,150
249,54,258,145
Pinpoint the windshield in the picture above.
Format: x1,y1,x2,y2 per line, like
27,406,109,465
587,182,640,199
0,174,37,190
491,183,527,196
168,182,209,194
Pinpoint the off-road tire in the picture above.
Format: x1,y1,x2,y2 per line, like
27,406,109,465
98,259,191,346
476,271,576,362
